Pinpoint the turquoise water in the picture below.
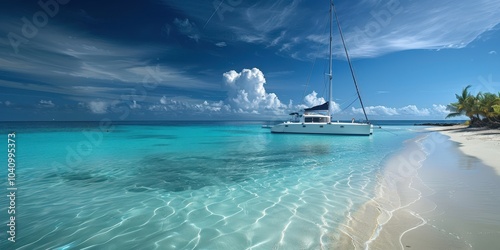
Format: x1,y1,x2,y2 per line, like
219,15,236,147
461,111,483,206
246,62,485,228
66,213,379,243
0,121,420,249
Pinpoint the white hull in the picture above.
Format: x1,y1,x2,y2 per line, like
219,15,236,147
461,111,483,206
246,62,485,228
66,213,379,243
271,122,373,136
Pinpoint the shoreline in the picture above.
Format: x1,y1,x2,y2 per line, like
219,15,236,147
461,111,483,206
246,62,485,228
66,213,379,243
333,134,433,249
426,125,500,175
334,126,500,249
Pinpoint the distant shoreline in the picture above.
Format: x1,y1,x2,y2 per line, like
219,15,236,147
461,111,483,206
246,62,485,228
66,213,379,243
414,122,464,126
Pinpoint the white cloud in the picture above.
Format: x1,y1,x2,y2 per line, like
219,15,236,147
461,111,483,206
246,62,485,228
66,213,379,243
194,100,229,112
343,0,500,58
399,105,430,116
161,1,500,59
0,23,218,107
351,104,451,118
38,100,55,108
88,101,109,114
432,104,448,115
303,91,325,107
173,18,200,42
489,50,497,55
148,104,166,112
148,98,230,114
228,0,299,45
294,91,342,113
353,105,399,116
223,68,287,114
160,95,168,104
270,31,287,47
130,100,141,109
215,42,227,47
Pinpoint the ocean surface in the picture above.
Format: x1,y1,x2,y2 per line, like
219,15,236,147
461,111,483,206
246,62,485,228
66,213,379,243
0,120,453,249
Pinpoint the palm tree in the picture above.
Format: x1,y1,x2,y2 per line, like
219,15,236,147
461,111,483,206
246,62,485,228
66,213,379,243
495,92,500,117
492,92,500,123
447,86,500,127
478,92,500,119
493,104,500,119
446,85,476,120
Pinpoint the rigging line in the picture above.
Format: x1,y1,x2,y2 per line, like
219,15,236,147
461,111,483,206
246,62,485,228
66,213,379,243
340,96,359,113
302,57,318,100
332,1,369,122
378,126,399,136
337,92,358,106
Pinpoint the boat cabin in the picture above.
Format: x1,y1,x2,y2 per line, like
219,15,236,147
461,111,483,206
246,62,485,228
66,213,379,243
303,113,330,123
289,111,331,124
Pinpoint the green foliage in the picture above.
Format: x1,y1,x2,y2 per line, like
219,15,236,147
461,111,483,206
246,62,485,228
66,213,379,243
447,86,500,128
493,105,500,116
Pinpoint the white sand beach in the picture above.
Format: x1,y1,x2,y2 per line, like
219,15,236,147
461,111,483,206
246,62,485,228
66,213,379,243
334,126,500,249
428,126,500,174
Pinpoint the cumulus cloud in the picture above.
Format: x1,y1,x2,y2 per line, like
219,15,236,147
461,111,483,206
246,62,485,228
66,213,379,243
223,68,287,114
88,101,109,114
303,91,325,107
148,98,229,113
353,105,399,116
195,100,229,112
352,104,450,117
399,105,430,116
149,98,182,111
160,95,168,104
38,100,55,108
432,104,449,114
294,91,341,113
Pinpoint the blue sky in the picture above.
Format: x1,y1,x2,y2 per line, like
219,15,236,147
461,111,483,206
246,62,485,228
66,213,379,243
1,0,499,121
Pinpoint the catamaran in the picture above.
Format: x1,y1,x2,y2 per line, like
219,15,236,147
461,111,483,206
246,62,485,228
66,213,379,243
271,0,373,136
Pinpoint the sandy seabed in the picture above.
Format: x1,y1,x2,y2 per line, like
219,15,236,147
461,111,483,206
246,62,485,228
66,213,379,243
333,126,500,250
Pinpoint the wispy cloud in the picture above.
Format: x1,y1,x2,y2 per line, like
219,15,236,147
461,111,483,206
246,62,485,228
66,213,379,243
333,0,500,58
231,1,494,59
164,0,500,59
173,18,201,42
215,41,227,47
0,22,219,107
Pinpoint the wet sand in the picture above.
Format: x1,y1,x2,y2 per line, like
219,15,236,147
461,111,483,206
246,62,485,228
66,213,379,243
334,126,500,249
428,125,500,175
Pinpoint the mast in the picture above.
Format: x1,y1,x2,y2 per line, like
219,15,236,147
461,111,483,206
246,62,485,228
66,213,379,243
328,0,333,118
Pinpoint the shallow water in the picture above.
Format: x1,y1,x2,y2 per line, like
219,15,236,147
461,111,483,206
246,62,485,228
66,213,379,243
414,132,500,249
0,121,419,249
